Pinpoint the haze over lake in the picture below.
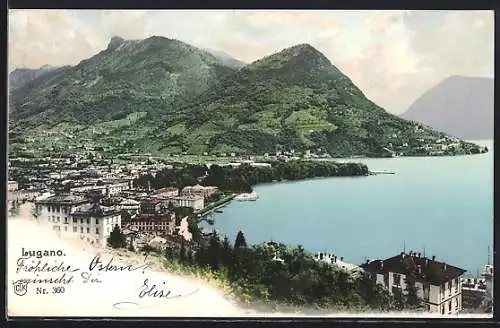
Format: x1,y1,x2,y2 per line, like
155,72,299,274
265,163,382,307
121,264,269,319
204,140,493,275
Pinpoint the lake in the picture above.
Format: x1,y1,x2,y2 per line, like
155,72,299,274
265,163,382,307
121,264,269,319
203,140,493,275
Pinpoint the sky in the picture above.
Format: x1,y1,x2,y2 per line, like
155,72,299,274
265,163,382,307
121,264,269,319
8,10,494,114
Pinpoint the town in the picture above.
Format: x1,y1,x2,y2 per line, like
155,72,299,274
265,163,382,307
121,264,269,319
7,152,493,315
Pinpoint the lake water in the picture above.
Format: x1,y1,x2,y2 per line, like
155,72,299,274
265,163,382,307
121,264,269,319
203,140,493,275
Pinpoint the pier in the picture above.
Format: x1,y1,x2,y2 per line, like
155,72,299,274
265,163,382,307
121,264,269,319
195,193,236,219
369,170,396,175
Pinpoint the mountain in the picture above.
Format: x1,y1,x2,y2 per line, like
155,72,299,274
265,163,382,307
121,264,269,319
9,65,59,91
204,48,246,69
8,39,485,158
401,76,494,140
148,44,483,156
9,36,237,130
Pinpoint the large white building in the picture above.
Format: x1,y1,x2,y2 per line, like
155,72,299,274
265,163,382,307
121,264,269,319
35,193,121,247
71,203,122,247
152,187,179,199
181,184,218,198
313,252,362,274
361,251,466,315
35,193,90,231
169,195,204,211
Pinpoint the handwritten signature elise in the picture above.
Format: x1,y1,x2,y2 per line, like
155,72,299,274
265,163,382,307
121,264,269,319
113,278,199,309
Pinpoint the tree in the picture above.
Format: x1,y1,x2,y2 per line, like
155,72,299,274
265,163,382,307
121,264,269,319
404,275,422,309
234,230,247,249
221,236,233,267
187,217,201,242
107,224,127,249
179,243,187,264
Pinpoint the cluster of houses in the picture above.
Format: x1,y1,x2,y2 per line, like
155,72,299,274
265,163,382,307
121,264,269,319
8,155,493,315
31,180,220,250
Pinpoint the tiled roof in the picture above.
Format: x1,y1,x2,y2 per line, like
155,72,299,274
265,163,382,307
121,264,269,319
360,252,466,285
72,203,120,217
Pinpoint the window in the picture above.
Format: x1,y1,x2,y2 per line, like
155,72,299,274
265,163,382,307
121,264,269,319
441,305,445,314
448,301,451,312
73,226,77,232
87,218,90,225
96,228,99,234
87,227,90,233
455,278,459,292
81,227,84,233
81,218,84,224
64,217,68,224
95,218,99,225
64,226,68,231
57,216,60,222
455,298,458,310
73,218,77,223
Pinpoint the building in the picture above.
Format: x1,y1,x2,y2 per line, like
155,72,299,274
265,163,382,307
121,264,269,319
71,202,122,247
120,198,140,214
360,251,466,315
181,184,218,198
125,213,176,235
168,195,204,211
105,181,130,196
462,264,494,312
313,252,362,274
8,181,18,192
152,187,179,199
35,193,90,231
461,277,488,311
140,199,162,214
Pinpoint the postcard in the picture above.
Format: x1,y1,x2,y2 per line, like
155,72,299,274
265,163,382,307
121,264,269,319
6,9,494,318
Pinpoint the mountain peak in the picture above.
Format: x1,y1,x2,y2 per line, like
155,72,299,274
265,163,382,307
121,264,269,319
247,43,332,72
107,36,125,50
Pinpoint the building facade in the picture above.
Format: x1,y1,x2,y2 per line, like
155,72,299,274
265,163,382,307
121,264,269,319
120,198,141,214
462,277,488,311
35,193,121,247
152,187,179,199
361,252,466,315
35,194,90,231
124,213,175,235
181,184,218,198
140,199,162,214
168,195,204,211
71,203,122,247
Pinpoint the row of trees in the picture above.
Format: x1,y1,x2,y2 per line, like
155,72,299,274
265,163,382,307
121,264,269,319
135,160,369,193
166,230,396,310
107,220,423,311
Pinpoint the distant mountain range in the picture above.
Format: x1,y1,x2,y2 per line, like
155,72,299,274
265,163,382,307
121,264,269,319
8,36,485,157
401,76,494,140
9,65,59,91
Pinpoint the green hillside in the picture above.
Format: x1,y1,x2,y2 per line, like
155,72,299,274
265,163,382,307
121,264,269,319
8,39,486,158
